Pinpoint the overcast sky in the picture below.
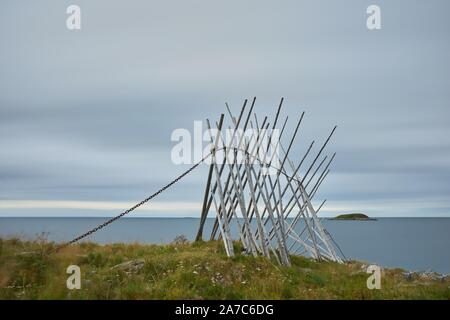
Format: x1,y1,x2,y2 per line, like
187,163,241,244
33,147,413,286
1,0,449,217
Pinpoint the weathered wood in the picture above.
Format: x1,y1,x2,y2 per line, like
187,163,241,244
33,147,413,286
195,114,224,241
244,154,270,258
211,119,268,241
249,164,290,265
197,99,248,241
211,152,235,257
198,97,344,265
209,98,257,239
250,112,305,224
280,147,340,261
207,118,235,256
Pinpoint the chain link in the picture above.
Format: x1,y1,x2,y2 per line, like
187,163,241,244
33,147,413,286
57,152,214,250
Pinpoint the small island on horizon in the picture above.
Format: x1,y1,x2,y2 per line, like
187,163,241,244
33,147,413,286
330,213,377,221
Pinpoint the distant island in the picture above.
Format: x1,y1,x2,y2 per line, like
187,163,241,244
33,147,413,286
330,213,377,221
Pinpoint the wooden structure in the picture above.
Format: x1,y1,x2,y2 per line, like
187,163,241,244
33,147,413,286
195,98,344,265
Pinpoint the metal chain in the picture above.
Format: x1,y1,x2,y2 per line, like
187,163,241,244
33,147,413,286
57,152,214,250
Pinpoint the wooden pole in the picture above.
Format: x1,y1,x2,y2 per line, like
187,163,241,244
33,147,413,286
195,114,224,241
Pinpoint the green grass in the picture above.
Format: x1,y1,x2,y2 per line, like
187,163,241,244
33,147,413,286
0,237,448,299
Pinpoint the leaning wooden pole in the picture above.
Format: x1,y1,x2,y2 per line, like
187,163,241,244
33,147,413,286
195,114,224,241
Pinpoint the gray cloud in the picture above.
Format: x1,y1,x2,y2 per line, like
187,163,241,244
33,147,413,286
1,0,450,217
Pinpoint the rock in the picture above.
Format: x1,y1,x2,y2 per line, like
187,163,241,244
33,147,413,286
441,275,450,282
403,270,448,282
15,251,38,256
402,271,416,281
172,235,189,245
111,259,145,273
419,271,442,281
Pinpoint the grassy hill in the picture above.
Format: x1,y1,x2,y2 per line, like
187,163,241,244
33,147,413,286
0,237,448,299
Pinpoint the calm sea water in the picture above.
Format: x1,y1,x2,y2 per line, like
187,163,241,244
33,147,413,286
0,217,449,274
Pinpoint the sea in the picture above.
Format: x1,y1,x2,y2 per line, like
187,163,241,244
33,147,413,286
0,217,449,274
